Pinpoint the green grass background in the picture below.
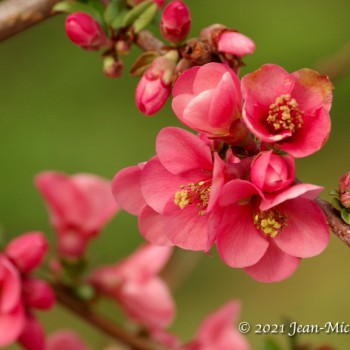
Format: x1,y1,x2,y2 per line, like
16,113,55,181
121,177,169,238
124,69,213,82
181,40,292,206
1,0,350,349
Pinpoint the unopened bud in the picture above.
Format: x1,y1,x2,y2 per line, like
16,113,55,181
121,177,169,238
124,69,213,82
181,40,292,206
23,278,56,310
5,232,48,274
116,40,131,55
339,171,350,208
65,12,109,50
18,315,45,350
103,56,124,78
160,1,191,43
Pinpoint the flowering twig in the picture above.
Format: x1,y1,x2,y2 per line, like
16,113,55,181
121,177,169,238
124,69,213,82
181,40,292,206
53,283,166,350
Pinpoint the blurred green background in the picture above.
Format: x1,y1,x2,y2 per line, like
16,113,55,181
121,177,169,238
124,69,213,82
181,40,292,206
1,0,350,349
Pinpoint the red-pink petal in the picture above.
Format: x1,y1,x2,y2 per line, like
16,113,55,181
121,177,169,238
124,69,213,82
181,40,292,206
292,68,333,114
216,204,269,267
241,64,295,105
0,302,25,347
18,315,45,350
45,330,90,350
244,242,300,283
112,165,146,215
274,198,329,258
218,31,256,57
138,205,173,245
118,277,175,329
172,66,200,96
156,127,213,174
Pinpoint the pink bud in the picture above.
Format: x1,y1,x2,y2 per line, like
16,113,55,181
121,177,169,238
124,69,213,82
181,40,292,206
339,172,350,208
160,1,191,43
340,192,350,209
46,330,90,350
18,315,45,350
22,278,56,310
65,12,108,50
5,232,48,274
136,55,176,116
251,151,295,193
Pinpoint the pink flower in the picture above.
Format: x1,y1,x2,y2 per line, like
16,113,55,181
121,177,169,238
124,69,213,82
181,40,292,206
186,301,250,350
18,314,45,350
136,55,176,116
250,150,295,193
22,278,56,310
241,64,333,157
172,63,242,137
160,1,191,43
339,171,350,208
65,12,109,50
5,232,48,274
35,172,119,260
113,127,226,250
200,24,255,58
45,330,90,350
214,180,329,282
0,254,25,347
90,244,175,329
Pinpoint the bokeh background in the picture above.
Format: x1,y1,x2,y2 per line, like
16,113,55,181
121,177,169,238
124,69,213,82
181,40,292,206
1,0,350,348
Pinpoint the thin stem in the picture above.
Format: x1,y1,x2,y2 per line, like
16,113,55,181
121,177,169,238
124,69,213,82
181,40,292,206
53,283,166,350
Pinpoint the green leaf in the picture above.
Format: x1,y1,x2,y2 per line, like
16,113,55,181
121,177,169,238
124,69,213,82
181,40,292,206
262,339,282,350
133,2,158,33
121,0,152,27
111,8,129,28
53,1,105,28
104,0,126,24
331,197,343,211
329,189,340,197
341,208,350,224
130,51,159,76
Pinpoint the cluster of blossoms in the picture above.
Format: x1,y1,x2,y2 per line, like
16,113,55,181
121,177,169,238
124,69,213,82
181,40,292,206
0,232,55,349
114,60,333,283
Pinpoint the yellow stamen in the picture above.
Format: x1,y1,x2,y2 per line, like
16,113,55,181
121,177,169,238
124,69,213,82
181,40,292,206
254,209,287,238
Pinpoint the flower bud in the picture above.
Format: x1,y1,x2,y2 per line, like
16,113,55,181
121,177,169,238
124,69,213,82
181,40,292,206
160,1,191,43
46,331,90,350
22,278,56,310
65,12,109,50
5,232,48,274
136,52,177,116
103,56,124,78
18,315,45,350
251,151,295,193
339,172,350,208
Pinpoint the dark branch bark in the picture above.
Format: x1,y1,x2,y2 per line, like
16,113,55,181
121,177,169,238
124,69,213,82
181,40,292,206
0,0,60,42
54,283,166,350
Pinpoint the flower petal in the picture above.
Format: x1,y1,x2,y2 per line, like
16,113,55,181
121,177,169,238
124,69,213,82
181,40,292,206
244,242,300,283
216,204,269,268
0,303,25,347
218,31,256,57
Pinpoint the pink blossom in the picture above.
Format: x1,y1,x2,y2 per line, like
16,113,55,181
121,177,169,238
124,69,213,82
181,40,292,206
65,12,109,50
241,64,333,157
186,301,250,350
214,180,329,282
89,244,175,329
0,254,25,347
136,55,176,116
22,278,56,310
172,63,242,137
339,171,350,208
113,127,226,250
45,330,90,350
35,172,119,260
5,231,48,274
160,1,191,43
18,314,45,350
250,150,295,193
200,24,255,58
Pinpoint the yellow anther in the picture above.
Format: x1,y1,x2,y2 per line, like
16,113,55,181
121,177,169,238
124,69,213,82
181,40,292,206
254,209,287,238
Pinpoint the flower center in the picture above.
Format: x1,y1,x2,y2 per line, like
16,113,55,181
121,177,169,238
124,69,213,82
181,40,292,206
266,94,303,133
174,180,211,215
254,209,288,238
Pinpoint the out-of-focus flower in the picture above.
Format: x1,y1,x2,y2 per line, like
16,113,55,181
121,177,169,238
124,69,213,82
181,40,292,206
339,171,350,208
22,278,55,310
136,52,177,116
65,12,109,50
200,24,255,58
251,151,295,193
172,63,242,137
160,1,191,43
18,315,45,350
90,244,175,329
5,232,48,274
0,254,25,347
241,64,333,158
186,301,250,350
213,180,329,282
45,330,90,350
35,172,119,260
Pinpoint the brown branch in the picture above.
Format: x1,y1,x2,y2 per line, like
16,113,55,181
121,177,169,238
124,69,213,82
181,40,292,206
315,198,350,248
0,0,60,42
53,283,166,350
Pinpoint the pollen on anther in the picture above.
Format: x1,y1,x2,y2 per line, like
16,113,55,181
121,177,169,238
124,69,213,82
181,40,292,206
254,209,287,238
